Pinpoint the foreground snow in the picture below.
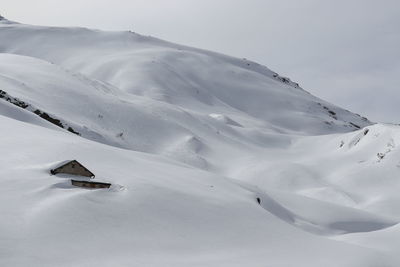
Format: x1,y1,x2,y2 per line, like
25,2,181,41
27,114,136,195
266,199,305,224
0,17,399,266
1,116,396,267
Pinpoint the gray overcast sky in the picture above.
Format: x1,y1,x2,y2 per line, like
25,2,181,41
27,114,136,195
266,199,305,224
2,0,400,123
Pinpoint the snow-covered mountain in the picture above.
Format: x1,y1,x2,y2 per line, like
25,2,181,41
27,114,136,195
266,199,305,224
1,17,399,266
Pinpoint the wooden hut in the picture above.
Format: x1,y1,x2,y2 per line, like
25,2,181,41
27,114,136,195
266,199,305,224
71,180,111,189
50,160,95,178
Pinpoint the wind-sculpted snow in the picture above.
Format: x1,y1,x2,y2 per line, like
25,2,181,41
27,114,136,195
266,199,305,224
0,18,399,266
0,115,393,267
0,20,370,135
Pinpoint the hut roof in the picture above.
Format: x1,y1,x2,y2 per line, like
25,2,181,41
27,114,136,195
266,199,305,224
51,160,95,178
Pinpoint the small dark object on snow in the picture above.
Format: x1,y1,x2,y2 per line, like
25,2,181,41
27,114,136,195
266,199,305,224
50,160,95,178
377,153,385,160
71,179,111,189
349,122,361,129
256,197,261,204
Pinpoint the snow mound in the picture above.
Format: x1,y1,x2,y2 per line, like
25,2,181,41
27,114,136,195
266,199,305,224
1,19,400,266
209,113,243,127
255,190,397,235
1,115,390,267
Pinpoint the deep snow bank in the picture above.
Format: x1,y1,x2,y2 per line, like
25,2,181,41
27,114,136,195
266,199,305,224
1,17,398,267
0,115,389,267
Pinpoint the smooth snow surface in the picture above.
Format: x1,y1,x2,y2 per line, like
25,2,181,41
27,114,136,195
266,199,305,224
0,18,398,266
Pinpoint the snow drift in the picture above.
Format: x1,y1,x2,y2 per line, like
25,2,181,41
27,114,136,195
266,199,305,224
0,17,398,266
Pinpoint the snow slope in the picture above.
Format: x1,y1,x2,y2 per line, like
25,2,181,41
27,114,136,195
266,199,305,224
0,17,399,266
0,115,393,267
0,18,370,136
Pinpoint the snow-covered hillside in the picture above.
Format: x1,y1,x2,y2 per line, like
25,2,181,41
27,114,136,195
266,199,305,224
0,17,370,136
1,17,399,266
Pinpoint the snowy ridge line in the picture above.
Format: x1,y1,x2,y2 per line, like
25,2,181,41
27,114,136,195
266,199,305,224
0,89,80,135
272,72,300,89
0,23,373,135
316,102,369,129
